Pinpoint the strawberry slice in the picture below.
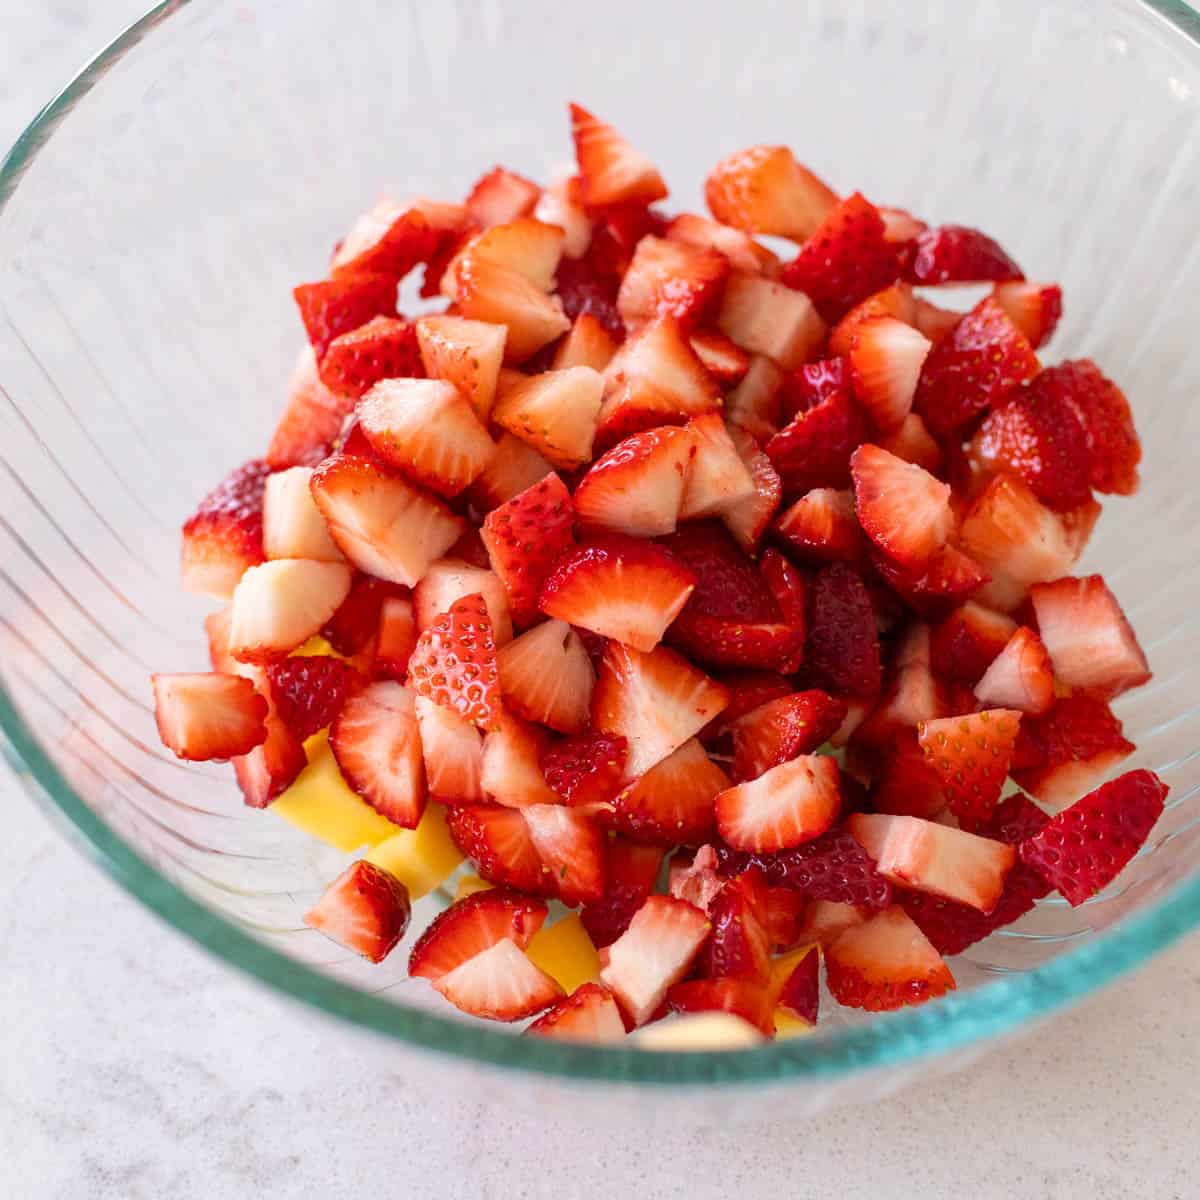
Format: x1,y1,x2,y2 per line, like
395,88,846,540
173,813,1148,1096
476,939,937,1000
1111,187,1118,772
608,737,728,846
765,388,868,498
1030,575,1150,700
523,803,607,905
591,641,729,778
541,732,628,810
414,695,483,804
804,562,883,698
303,860,411,964
318,315,422,400
497,619,595,734
267,346,344,470
180,459,270,599
664,521,776,621
991,281,1063,349
914,297,1040,435
730,692,848,782
553,313,620,372
310,454,465,587
407,593,502,731
469,433,554,512
669,844,725,913
875,412,943,474
774,944,820,1025
667,977,775,1036
918,708,1022,828
293,273,397,362
599,895,712,1026
441,218,565,295
617,235,728,332
434,938,563,1021
828,285,917,359
465,166,541,228
231,682,308,810
227,560,353,663
774,488,863,563
847,316,931,431
454,254,570,363
262,466,344,564
906,225,1023,285
780,192,901,322
541,539,696,653
688,329,751,385
330,202,437,281
704,145,837,240
717,273,826,369
722,426,782,554
666,212,780,276
825,906,955,1011
569,103,668,207
973,626,1054,715
319,575,403,656
480,711,558,808
699,672,794,750
725,355,784,443
792,901,866,949
445,804,549,893
264,655,361,741
1020,769,1168,906
715,754,841,852
373,594,418,681
851,444,953,570
410,886,548,980
414,314,507,424
152,673,268,761
492,366,605,468
526,981,627,1042
679,414,756,521
702,867,774,982
930,601,1017,685
579,838,664,949
869,544,989,619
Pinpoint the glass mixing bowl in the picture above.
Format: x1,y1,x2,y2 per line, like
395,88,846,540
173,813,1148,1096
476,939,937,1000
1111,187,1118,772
2,0,1199,1122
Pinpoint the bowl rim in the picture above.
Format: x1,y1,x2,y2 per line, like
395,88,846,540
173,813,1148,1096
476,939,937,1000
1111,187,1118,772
3,0,1200,1088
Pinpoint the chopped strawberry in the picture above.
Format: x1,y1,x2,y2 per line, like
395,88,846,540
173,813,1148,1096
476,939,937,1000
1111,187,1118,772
319,576,402,656
667,977,775,1036
293,273,397,362
454,254,570,362
825,905,955,1011
780,192,901,322
609,737,728,846
152,672,268,761
466,166,541,228
906,225,1023,285
469,433,555,512
715,754,841,853
497,619,595,733
264,655,361,741
553,254,622,338
664,520,777,621
441,218,565,295
792,900,866,948
526,982,626,1042
875,412,943,474
918,708,1022,828
553,312,620,373
804,563,883,697
407,593,502,730
679,414,756,520
227,559,353,663
766,388,869,498
318,315,422,400
230,673,307,809
868,730,947,819
580,839,664,949
666,212,781,276
331,202,437,281
773,943,820,1024
599,894,711,1026
541,732,627,810
492,366,605,468
445,804,549,893
722,425,782,553
617,235,728,332
569,103,668,208
828,285,917,359
704,145,837,240
991,281,1063,349
261,466,344,564
702,867,774,982
869,544,988,619
717,273,827,370
415,314,507,423
180,459,270,599
930,602,1017,685
523,803,607,905
686,332,751,387
847,317,931,431
534,169,593,260
479,709,559,808
700,672,795,749
410,886,547,980
303,860,411,963
1020,769,1167,906
851,445,954,569
310,453,465,587
373,594,418,681
730,691,847,782
414,695,484,804
774,488,863,563
724,355,784,443
756,547,807,674
268,346,345,469
435,937,563,1021
973,626,1054,715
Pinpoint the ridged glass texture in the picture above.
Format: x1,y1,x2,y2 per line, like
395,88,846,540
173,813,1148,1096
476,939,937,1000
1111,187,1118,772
1,0,1199,1121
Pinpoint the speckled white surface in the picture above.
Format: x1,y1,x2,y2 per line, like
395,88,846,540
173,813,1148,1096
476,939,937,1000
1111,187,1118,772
3,5,1200,1198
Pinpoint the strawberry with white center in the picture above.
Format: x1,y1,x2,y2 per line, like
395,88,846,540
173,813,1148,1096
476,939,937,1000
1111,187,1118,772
599,894,711,1026
310,453,465,587
293,273,398,362
540,540,696,653
608,737,728,846
973,626,1055,714
774,487,863,563
303,860,412,963
227,559,352,663
678,414,756,520
906,224,1023,286
688,330,751,385
931,601,1019,685
152,673,268,761
319,315,423,400
445,804,549,894
407,593,502,731
330,201,436,280
409,886,548,981
526,982,626,1042
730,692,848,782
724,355,783,443
441,217,565,296
553,313,620,372
180,459,270,599
453,254,570,362
480,711,559,808
666,212,781,276
917,708,1022,829
413,559,514,646
496,619,595,733
465,166,541,228
523,803,607,905
414,314,507,423
569,103,668,208
828,283,918,357
374,594,418,681
991,281,1063,348
717,273,827,370
704,145,837,240
435,938,563,1021
722,426,782,553
469,433,555,511
847,316,932,431
875,411,942,474
851,444,954,570
414,695,483,804
715,754,842,853
262,467,344,563
616,235,728,332
268,346,344,470
492,366,605,469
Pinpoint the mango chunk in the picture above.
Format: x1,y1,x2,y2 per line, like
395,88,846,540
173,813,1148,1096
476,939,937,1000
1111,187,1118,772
526,912,601,993
772,1009,815,1039
291,635,342,658
365,804,464,899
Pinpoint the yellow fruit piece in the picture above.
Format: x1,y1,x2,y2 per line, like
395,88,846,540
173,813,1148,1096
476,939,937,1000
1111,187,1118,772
770,943,819,988
634,1012,764,1050
454,874,493,902
271,733,399,851
525,913,601,994
773,1009,814,1039
292,635,342,658
365,805,464,899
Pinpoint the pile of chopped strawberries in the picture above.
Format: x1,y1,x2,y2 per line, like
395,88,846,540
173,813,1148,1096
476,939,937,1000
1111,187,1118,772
152,104,1166,1044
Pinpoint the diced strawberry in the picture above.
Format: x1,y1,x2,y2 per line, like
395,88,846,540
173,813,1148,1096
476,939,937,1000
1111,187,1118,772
730,692,847,782
825,905,955,1011
227,559,352,663
293,273,397,362
878,205,927,247
414,556,513,647
851,445,953,569
586,203,670,280
617,235,728,332
914,298,1040,434
688,330,751,385
535,169,593,260
666,212,780,276
261,466,343,564
906,225,1023,285
780,192,901,322
466,166,541,228
715,754,841,852
180,459,270,600
553,254,621,338
492,366,605,468
917,708,1022,828
569,103,668,207
303,860,411,964
441,218,565,295
702,867,774,982
700,672,795,749
664,520,777,622
263,655,361,742
599,894,711,1026
152,672,268,761
847,317,932,431
722,425,782,554
609,737,728,846
310,454,465,587
1030,575,1150,700
434,937,563,1021
591,641,729,778
407,593,502,730
373,594,418,681
867,730,946,820
523,803,607,905
410,886,547,980
414,695,484,804
828,284,918,359
669,616,805,672
553,312,620,372
480,710,559,808
990,281,1063,349
931,602,1019,685
774,488,863,563
469,433,554,512
717,273,826,370
704,145,837,240
874,412,943,474
526,982,627,1042
231,682,308,810
580,838,664,949
668,977,775,1036
541,732,628,810
679,414,756,520
267,346,345,470
497,619,595,734
804,563,882,697
445,804,549,893
1020,769,1167,906
318,315,422,400
724,355,784,443
791,900,864,949
755,547,806,674
415,314,507,423
973,626,1054,715
766,389,869,498
319,575,402,656
330,202,437,281
454,254,570,362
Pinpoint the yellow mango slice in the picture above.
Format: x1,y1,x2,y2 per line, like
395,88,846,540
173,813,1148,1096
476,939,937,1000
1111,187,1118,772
526,912,601,994
770,943,819,987
291,635,342,658
772,1009,814,1039
365,804,464,899
454,874,493,902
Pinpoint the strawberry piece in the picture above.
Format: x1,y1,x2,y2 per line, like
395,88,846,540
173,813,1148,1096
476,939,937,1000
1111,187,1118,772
310,454,465,587
918,708,1022,828
466,166,541,228
526,982,627,1042
180,459,269,599
704,145,836,240
262,466,344,564
930,602,1017,685
414,695,484,804
825,906,955,1011
724,355,784,443
774,488,863,563
553,255,622,339
231,676,307,810
851,445,954,569
454,254,570,363
318,315,422,399
580,839,664,949
591,642,729,778
599,895,711,1026
679,414,756,521
730,692,847,782
869,730,947,820
666,211,780,275
717,273,826,370
700,672,794,749
331,202,437,281
827,285,917,359
523,803,607,905
617,235,728,332
609,738,728,846
569,103,668,207
268,346,344,470
667,977,775,1036
469,433,554,513
715,754,841,853
773,944,820,1025
991,281,1063,349
703,867,774,982
435,938,563,1021
374,594,418,681
869,545,988,619
847,317,931,431
906,225,1023,285
410,886,547,980
445,804,549,894
303,860,411,964
293,273,397,362
407,593,502,730
875,412,943,474
973,626,1055,715
1030,575,1150,700
779,357,854,424
804,563,883,697
669,844,725,913
879,205,927,246
264,655,361,741
689,330,752,385
497,619,595,734
553,312,620,372
541,732,628,810
318,576,402,657
761,885,808,951
757,547,807,674
914,298,1040,435
227,560,353,663
780,192,901,322
441,218,565,295
664,521,776,621
1020,770,1167,906
492,366,605,469
793,900,868,948
329,681,426,828
534,169,592,259
415,314,507,424
152,673,268,761
479,710,559,808
765,388,869,498
722,426,782,554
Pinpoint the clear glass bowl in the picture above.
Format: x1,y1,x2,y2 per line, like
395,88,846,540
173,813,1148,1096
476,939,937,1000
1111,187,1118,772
2,0,1199,1121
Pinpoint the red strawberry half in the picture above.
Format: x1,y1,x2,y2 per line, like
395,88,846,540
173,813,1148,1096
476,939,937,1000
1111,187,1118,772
152,672,268,761
715,754,842,853
569,103,668,208
523,803,607,905
303,860,411,963
526,982,627,1042
180,459,269,599
407,593,502,730
905,225,1023,286
445,804,550,894
608,737,728,846
917,708,1022,828
851,444,954,570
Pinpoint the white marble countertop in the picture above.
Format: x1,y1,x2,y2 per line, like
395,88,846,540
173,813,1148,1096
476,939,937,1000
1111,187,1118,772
3,5,1199,1198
